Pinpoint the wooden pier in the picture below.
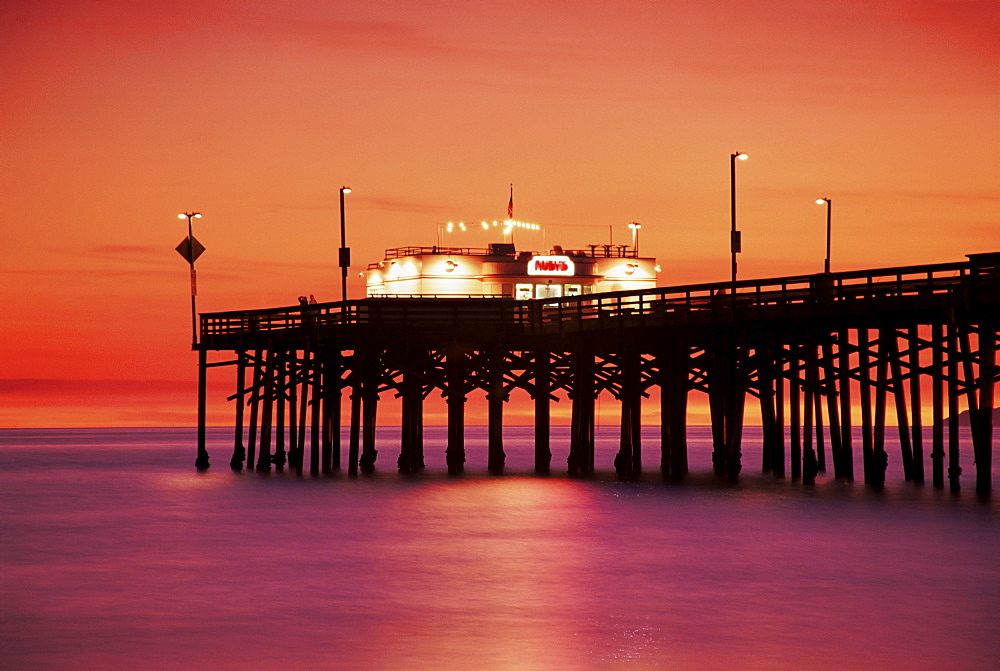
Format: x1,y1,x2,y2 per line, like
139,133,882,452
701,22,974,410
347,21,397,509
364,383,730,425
194,253,999,495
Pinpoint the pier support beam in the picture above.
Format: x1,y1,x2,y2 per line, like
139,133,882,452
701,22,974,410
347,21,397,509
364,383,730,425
823,339,844,479
256,350,275,473
759,343,779,476
230,351,246,471
614,342,641,480
974,324,995,496
323,354,342,474
659,341,689,481
947,324,962,492
308,350,320,476
534,349,552,475
445,348,467,475
195,348,210,471
707,336,745,482
838,330,854,481
931,323,945,487
568,347,595,476
487,348,507,475
398,364,425,474
908,327,925,484
272,351,287,471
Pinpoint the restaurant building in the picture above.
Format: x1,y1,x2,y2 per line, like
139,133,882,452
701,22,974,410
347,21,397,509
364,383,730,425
365,241,658,299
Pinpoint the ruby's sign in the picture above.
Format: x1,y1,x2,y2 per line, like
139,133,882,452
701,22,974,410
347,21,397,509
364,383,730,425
528,255,575,276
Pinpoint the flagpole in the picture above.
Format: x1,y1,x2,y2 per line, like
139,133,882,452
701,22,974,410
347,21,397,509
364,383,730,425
507,184,514,246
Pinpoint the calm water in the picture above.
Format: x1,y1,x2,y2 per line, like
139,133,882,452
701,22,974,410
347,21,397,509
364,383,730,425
2,426,998,670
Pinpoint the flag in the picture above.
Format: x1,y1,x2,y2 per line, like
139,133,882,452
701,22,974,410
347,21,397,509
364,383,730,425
507,184,513,220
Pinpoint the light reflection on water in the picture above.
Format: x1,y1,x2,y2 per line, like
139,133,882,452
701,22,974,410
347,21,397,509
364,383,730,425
1,427,998,670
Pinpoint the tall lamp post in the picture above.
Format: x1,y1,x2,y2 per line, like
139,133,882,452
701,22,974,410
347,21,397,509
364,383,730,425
339,187,352,306
176,211,208,471
177,212,203,347
730,152,748,288
628,222,642,255
816,197,832,274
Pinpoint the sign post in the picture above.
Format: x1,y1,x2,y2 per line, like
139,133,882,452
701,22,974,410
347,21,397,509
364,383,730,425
176,213,205,349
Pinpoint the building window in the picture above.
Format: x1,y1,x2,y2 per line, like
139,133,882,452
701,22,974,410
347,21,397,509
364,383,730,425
535,284,562,299
515,283,533,300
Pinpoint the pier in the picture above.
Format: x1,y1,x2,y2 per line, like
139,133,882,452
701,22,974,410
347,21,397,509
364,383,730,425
194,253,999,495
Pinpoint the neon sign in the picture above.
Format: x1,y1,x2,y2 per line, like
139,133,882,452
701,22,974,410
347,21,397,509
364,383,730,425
528,255,575,276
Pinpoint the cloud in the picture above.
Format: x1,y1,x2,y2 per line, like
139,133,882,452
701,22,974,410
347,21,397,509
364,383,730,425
0,378,195,397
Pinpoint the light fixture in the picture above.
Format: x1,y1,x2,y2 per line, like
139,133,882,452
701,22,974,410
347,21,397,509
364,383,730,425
730,152,748,287
628,222,642,254
339,187,351,304
817,197,832,273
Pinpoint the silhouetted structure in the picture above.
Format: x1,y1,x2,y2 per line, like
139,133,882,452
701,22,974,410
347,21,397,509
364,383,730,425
194,253,999,495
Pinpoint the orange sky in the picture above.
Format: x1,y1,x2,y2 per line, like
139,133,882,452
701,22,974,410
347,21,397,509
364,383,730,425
1,0,997,428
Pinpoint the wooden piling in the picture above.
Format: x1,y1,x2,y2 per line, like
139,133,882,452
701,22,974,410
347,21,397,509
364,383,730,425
659,341,689,481
323,355,338,474
858,329,875,485
823,339,844,478
196,348,209,471
308,350,320,476
487,348,507,475
445,347,467,475
886,332,914,480
908,327,925,483
256,351,274,473
789,355,801,481
230,351,246,471
947,324,961,492
534,349,552,475
758,344,776,474
872,329,889,488
773,352,786,478
398,365,425,474
803,343,817,484
273,351,287,471
614,343,641,480
974,324,995,496
359,367,379,475
246,351,261,471
838,330,854,481
568,347,595,476
931,323,945,487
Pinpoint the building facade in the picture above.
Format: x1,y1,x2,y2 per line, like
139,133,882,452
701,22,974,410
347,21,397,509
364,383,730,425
365,242,658,298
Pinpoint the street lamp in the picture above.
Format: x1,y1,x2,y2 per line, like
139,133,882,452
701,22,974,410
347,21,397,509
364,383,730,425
339,187,352,305
628,222,642,256
816,197,832,274
730,152,748,288
177,212,203,347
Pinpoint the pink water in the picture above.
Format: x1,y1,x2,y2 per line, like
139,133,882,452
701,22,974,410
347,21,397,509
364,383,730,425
2,427,998,669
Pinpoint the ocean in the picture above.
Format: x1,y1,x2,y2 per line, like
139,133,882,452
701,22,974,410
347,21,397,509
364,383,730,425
2,426,998,670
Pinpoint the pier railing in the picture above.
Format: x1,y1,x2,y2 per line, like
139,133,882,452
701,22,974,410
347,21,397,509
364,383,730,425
527,258,994,335
201,297,532,343
200,255,998,345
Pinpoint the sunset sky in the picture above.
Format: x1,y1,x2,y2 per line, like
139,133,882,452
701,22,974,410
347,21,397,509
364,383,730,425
2,0,997,428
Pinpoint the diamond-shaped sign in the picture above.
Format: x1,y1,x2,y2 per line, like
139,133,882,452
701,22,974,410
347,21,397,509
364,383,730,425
176,235,206,264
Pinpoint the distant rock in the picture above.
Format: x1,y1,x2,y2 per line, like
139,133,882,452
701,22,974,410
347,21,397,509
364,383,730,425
940,407,1000,426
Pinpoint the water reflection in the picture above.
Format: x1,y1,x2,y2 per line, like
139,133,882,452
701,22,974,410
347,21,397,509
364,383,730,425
363,478,596,667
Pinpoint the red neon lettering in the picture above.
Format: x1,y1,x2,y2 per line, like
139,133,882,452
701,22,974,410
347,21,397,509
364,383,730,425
533,260,568,272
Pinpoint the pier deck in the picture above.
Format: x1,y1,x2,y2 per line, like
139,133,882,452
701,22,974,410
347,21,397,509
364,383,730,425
195,253,999,494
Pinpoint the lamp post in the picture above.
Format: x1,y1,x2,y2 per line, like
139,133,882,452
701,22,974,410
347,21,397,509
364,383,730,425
339,187,352,306
628,222,642,256
730,152,748,288
816,197,832,274
178,212,203,347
